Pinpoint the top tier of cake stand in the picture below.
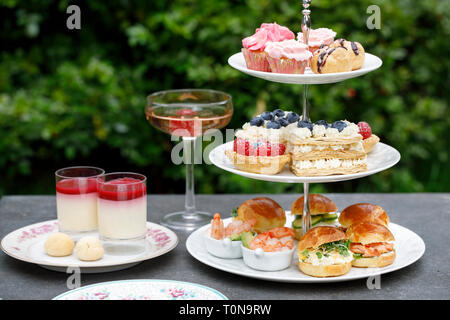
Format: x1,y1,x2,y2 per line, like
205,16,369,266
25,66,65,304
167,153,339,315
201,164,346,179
228,52,382,85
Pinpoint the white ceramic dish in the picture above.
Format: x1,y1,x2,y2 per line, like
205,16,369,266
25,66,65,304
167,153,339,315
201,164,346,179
241,245,295,271
1,220,178,273
204,231,243,259
186,215,425,283
228,52,382,84
209,142,400,183
53,279,228,300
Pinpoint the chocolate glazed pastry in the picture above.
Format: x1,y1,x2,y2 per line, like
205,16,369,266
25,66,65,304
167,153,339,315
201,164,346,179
331,39,365,70
311,45,352,74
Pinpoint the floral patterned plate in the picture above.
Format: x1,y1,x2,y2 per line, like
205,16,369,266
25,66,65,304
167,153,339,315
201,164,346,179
53,279,228,300
0,220,178,273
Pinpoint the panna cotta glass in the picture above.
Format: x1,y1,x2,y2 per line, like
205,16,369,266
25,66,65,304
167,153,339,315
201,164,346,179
97,173,147,240
55,166,105,233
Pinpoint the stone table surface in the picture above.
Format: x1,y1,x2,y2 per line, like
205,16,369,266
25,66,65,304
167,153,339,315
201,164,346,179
0,193,449,300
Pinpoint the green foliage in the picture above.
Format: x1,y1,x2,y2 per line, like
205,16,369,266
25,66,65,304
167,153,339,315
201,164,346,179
0,0,449,195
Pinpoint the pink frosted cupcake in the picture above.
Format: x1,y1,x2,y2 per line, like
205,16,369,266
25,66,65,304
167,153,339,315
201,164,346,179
242,23,295,72
264,40,312,74
298,28,336,53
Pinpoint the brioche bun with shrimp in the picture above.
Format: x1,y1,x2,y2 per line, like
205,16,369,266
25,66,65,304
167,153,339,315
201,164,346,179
339,203,389,228
297,226,352,277
235,197,286,233
346,222,395,268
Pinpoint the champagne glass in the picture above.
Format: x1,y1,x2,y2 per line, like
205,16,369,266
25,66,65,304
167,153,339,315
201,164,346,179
146,89,233,231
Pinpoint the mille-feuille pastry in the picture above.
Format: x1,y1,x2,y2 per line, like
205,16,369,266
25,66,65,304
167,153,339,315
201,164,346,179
290,194,339,240
346,222,395,267
338,203,390,229
357,121,379,153
225,109,298,175
310,45,352,74
234,197,286,233
287,119,367,176
331,38,365,70
297,226,353,277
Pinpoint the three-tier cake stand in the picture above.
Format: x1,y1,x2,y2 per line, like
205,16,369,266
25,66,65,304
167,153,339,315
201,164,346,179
210,0,399,235
186,1,426,283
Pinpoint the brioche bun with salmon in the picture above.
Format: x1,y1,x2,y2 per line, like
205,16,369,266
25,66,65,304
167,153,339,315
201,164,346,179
297,226,352,277
339,203,389,228
291,194,338,240
234,197,286,233
346,222,395,268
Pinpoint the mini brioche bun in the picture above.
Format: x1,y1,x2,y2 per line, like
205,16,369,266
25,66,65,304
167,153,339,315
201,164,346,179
339,203,389,228
297,226,346,252
298,260,352,277
235,197,286,233
346,222,394,244
291,194,338,216
352,250,396,268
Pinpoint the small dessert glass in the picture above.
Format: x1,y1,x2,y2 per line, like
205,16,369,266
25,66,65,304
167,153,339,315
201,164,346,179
96,172,147,254
55,166,105,235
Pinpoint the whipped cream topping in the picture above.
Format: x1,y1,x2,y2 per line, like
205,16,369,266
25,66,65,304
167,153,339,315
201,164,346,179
297,28,336,48
264,39,312,61
242,23,295,51
292,158,367,170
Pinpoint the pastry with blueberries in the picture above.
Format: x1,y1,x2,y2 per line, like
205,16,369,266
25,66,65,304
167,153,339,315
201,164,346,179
287,119,367,176
225,109,298,175
330,39,365,70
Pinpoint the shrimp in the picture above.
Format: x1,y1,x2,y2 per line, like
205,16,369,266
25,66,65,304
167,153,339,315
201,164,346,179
249,227,295,252
224,219,257,237
210,213,225,240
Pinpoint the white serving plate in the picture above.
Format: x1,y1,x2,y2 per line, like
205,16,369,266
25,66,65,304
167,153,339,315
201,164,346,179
53,279,228,300
228,52,382,84
1,220,178,273
209,142,400,184
186,215,425,283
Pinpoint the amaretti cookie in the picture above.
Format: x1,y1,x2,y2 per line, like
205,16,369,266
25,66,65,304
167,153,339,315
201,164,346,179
287,119,367,176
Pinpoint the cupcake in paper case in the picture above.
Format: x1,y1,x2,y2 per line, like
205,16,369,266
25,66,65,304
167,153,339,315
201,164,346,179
242,22,295,72
297,27,336,53
264,40,312,74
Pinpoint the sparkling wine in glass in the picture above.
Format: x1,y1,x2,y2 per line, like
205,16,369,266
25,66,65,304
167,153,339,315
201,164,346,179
146,89,233,231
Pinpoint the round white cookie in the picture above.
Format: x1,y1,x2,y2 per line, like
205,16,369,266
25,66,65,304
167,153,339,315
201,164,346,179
75,236,104,261
45,232,75,257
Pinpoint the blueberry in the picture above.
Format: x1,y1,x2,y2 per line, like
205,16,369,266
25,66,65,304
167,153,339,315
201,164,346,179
286,112,300,123
249,117,264,127
273,109,285,118
297,120,313,131
331,120,347,132
266,121,281,129
261,112,274,121
277,118,289,127
315,120,330,128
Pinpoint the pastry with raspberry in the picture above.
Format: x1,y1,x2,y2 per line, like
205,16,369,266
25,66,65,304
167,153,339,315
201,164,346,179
357,121,379,153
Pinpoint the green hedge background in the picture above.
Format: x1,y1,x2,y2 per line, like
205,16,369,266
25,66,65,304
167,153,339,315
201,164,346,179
0,0,449,196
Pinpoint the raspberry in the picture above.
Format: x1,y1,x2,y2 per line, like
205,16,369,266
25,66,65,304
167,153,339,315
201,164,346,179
233,139,286,156
358,121,372,140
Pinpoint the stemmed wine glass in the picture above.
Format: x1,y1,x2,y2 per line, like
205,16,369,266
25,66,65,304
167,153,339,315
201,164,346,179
146,89,233,231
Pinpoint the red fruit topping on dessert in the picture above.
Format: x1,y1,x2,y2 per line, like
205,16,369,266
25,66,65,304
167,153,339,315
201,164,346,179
233,138,286,156
357,121,372,140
